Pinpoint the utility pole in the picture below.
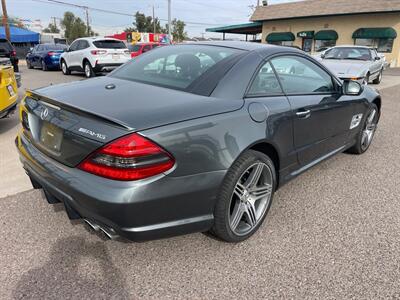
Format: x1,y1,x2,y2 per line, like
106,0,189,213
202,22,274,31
1,0,10,41
85,7,90,36
257,0,260,6
167,0,171,41
51,16,57,27
152,5,156,34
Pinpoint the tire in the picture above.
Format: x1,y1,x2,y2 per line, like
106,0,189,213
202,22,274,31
61,60,70,75
41,60,48,71
210,150,277,243
84,61,95,78
346,103,379,155
372,70,383,84
27,60,33,69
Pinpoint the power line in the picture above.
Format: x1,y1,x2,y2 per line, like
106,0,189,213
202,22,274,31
31,0,230,26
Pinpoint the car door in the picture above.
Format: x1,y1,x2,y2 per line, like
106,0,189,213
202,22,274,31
32,45,41,67
75,40,90,68
244,61,297,175
370,49,382,75
270,55,354,167
65,40,79,67
28,45,38,66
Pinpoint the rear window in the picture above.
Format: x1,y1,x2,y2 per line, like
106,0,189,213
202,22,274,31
93,40,127,49
128,44,141,52
44,44,67,51
111,45,243,91
0,40,12,53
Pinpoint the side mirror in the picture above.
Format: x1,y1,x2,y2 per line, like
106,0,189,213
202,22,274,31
320,53,325,59
344,80,363,96
375,56,381,61
29,47,33,52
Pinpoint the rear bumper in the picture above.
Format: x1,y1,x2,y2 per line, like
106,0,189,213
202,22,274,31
16,132,224,241
93,63,124,73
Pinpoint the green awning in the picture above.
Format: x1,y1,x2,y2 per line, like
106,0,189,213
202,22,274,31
314,30,338,40
353,27,397,39
297,31,314,38
266,32,295,42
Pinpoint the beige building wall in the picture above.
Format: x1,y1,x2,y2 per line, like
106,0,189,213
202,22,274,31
261,12,400,66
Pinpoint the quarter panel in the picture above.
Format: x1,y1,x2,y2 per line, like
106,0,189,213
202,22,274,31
141,101,295,178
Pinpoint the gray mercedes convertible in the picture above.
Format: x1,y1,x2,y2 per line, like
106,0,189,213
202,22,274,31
16,42,381,242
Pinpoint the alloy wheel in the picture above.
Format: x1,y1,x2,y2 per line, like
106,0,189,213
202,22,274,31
85,64,91,78
229,162,273,236
62,62,67,74
361,108,378,151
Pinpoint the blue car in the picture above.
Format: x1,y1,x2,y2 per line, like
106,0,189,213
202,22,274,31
26,44,67,71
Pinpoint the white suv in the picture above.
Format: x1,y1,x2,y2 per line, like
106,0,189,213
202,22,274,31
60,37,130,78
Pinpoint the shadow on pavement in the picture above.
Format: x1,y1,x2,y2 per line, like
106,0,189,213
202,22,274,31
12,236,131,299
0,113,19,135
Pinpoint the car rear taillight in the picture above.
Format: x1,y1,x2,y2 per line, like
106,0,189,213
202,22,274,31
47,51,55,56
11,50,16,57
78,133,175,181
91,50,107,55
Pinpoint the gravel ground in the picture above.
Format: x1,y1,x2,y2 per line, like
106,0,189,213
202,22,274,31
0,82,399,299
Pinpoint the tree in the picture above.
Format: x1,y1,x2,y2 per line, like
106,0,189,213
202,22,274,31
61,11,96,43
43,23,60,34
125,11,165,33
166,19,187,42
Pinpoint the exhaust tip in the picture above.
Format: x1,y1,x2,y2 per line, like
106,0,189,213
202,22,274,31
84,219,119,240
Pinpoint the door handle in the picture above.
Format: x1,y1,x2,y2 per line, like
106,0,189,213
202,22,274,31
296,109,311,118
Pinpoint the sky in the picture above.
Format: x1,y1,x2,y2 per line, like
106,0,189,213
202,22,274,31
8,0,302,38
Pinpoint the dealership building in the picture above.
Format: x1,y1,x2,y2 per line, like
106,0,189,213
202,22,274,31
207,0,400,66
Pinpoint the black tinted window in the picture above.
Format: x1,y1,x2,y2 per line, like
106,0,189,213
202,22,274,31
248,62,282,96
0,40,12,52
69,41,79,51
93,40,126,49
271,56,334,94
129,45,141,52
111,45,243,90
44,44,67,51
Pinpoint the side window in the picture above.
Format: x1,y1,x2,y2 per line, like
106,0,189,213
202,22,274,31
77,40,88,50
271,56,335,94
37,45,43,51
142,45,152,53
69,41,79,51
247,61,283,96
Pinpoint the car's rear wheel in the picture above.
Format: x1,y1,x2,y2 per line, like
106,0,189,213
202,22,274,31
347,104,379,154
210,150,276,242
373,70,383,84
61,60,70,75
84,61,95,78
41,60,48,71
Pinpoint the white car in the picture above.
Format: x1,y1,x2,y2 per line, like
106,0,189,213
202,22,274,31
60,37,130,78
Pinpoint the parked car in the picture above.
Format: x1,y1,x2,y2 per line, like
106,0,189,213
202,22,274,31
60,37,131,78
317,45,385,84
26,44,68,71
0,65,18,119
128,42,166,58
0,38,19,72
17,42,381,242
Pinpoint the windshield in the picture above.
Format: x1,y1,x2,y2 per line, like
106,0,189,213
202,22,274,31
110,45,244,90
324,47,372,60
93,40,127,49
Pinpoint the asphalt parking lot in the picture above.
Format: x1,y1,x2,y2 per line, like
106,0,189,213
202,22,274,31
1,66,400,299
